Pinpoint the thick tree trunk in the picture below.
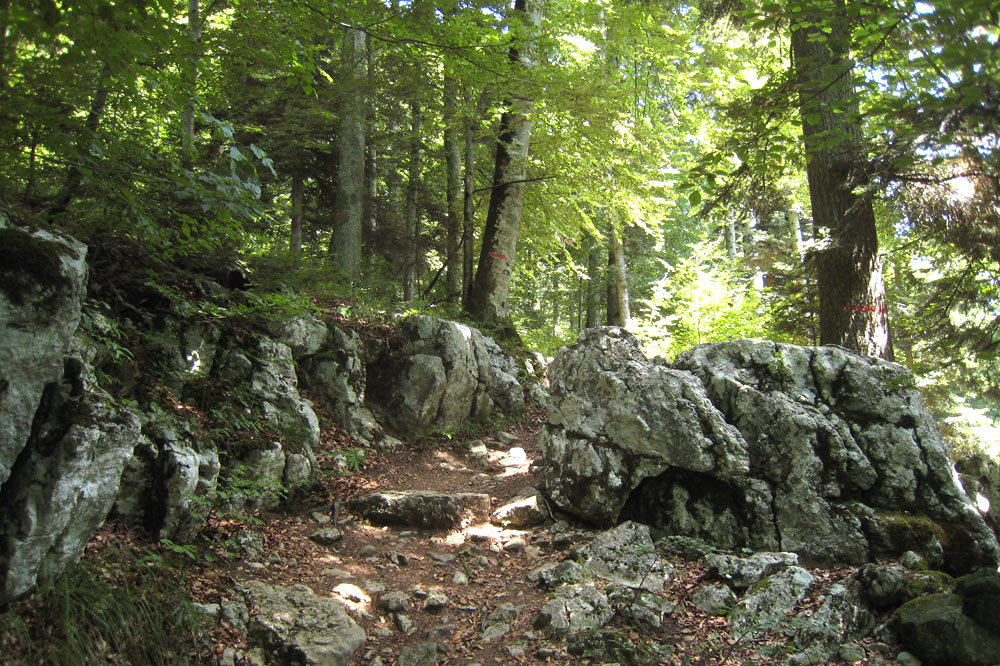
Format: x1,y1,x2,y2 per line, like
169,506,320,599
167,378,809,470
328,27,367,283
467,0,543,323
443,67,462,303
792,11,891,359
462,88,476,307
290,172,303,253
403,102,421,302
181,0,202,170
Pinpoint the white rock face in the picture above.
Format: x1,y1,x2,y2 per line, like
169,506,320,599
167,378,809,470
0,227,88,487
541,327,1000,572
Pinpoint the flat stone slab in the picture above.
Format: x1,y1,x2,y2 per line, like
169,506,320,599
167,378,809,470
349,490,491,528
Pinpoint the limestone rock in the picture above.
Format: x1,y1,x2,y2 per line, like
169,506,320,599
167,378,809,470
0,387,139,603
237,581,365,666
492,487,549,528
609,587,679,626
705,551,798,590
266,315,328,359
251,338,320,451
0,227,88,488
893,593,1000,666
397,641,439,666
729,566,815,637
534,584,614,634
856,563,907,610
541,329,1000,571
576,521,672,592
789,579,876,664
956,568,1000,634
692,584,738,615
528,560,587,589
350,490,490,529
369,315,523,437
566,629,639,663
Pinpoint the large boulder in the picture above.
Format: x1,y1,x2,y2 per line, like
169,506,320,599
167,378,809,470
350,490,491,529
541,328,999,571
893,593,1000,666
0,385,140,603
370,315,523,437
0,226,88,487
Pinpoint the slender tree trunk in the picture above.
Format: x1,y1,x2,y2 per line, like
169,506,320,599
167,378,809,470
726,215,738,261
443,66,462,303
462,89,485,308
468,0,543,323
608,223,630,326
47,64,112,218
792,8,891,359
403,102,422,302
363,37,377,241
788,208,804,261
328,27,367,282
181,0,202,170
290,173,304,253
0,0,12,90
585,239,602,328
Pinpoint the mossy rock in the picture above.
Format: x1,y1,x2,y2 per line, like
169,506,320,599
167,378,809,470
892,593,1000,666
902,570,956,602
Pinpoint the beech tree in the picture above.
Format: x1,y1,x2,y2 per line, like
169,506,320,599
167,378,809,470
468,0,544,323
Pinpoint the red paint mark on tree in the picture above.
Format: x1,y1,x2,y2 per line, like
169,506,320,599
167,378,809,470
841,305,887,313
489,252,508,260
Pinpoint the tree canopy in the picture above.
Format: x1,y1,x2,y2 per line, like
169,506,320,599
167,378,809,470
1,0,997,447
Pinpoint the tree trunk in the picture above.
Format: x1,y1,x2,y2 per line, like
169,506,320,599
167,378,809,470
403,102,422,302
726,215,738,261
328,27,367,283
467,0,543,323
443,66,462,303
363,37,377,241
609,223,630,326
290,172,303,253
585,239,602,328
791,8,891,359
788,208,804,261
181,0,202,170
47,63,112,218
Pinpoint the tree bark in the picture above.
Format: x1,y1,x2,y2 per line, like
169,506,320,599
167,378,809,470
443,65,462,303
608,223,630,326
290,172,303,253
181,0,202,170
726,215,738,261
328,27,367,283
791,7,891,359
403,102,422,302
363,37,377,242
467,0,543,323
788,208,804,262
585,239,602,328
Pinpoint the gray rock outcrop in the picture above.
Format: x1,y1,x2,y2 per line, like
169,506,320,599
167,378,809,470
541,328,999,571
0,227,88,487
893,592,1000,666
370,315,524,436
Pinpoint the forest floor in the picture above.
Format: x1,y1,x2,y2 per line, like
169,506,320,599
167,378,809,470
86,406,891,666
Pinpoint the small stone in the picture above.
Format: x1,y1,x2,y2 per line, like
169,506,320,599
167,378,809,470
504,536,526,553
692,584,737,616
287,558,297,567
364,580,386,594
358,545,378,558
411,586,429,599
268,552,283,564
377,590,411,612
429,552,456,564
311,511,332,524
332,583,370,604
249,562,266,571
505,644,526,658
838,643,866,663
552,533,576,549
323,567,354,579
536,648,556,658
368,657,384,666
495,432,518,445
422,590,450,612
475,555,490,567
452,571,469,585
525,545,543,558
487,603,520,624
374,626,393,638
220,647,237,666
395,613,415,633
489,543,501,554
427,623,457,638
479,622,511,643
896,651,922,666
386,550,409,566
309,527,345,547
899,551,926,570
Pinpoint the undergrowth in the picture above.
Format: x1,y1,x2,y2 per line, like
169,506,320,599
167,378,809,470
0,542,215,666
